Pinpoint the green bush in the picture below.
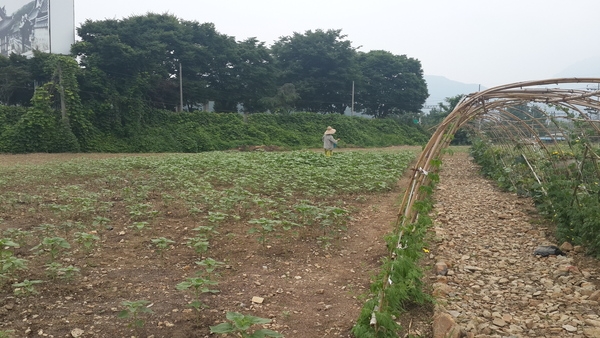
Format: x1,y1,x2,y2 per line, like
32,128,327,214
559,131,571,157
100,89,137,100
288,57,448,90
1,105,429,153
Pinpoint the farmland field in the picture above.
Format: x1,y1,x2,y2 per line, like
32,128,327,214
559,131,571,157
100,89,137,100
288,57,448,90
0,147,422,337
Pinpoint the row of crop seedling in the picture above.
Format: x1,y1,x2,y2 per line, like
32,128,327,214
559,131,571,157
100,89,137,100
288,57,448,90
0,151,414,228
0,229,282,337
0,197,351,287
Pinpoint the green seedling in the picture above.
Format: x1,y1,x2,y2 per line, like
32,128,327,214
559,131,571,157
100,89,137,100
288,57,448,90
0,238,19,259
12,279,43,297
2,228,31,247
92,216,112,240
31,237,70,261
1,256,28,274
59,221,78,238
59,265,80,281
210,312,283,337
74,232,99,252
176,276,219,312
45,262,80,281
192,226,219,238
206,211,228,224
117,300,153,328
248,218,282,247
129,221,150,232
127,203,158,220
151,237,175,258
0,256,28,286
34,224,57,239
0,329,15,338
48,203,73,217
186,236,209,254
45,262,63,279
195,258,225,276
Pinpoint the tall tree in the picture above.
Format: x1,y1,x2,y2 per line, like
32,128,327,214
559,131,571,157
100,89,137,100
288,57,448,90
0,54,34,106
356,50,428,118
271,29,358,114
213,37,277,113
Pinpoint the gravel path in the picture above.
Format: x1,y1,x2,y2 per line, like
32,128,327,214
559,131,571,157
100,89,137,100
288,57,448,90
430,153,600,338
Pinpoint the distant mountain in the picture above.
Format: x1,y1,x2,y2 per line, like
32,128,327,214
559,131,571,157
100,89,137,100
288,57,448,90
423,75,485,109
553,56,600,79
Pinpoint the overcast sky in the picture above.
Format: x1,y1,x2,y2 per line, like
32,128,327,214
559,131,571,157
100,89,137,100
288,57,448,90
72,0,600,88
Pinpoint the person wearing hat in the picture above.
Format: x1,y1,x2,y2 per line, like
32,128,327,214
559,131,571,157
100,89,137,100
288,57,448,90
322,126,339,157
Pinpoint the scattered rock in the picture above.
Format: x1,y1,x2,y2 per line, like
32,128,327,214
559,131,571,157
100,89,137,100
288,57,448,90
560,242,574,252
251,296,264,304
429,155,600,338
70,328,84,337
493,318,506,327
435,262,448,275
433,312,460,338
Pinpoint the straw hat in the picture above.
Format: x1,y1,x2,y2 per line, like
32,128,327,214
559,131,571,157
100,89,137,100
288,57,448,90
324,126,336,135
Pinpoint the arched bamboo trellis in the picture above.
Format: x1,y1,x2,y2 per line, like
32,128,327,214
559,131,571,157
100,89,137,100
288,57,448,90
399,77,600,227
369,78,600,330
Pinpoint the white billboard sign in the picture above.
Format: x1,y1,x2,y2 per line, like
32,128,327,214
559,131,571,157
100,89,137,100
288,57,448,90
0,0,74,57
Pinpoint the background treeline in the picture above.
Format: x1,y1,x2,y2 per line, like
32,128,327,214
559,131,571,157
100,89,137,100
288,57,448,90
0,13,431,153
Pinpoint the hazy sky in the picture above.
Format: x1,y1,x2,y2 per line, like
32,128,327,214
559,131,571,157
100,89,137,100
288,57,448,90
72,0,600,88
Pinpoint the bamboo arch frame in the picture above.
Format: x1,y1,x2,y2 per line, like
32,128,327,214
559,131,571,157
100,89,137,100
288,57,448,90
370,78,600,329
399,77,600,226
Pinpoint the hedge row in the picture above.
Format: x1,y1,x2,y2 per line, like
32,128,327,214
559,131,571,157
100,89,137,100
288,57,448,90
0,107,429,153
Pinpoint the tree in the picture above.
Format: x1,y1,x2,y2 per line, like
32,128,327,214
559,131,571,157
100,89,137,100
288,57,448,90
356,50,428,118
261,83,300,114
271,29,358,114
213,37,277,113
0,54,34,106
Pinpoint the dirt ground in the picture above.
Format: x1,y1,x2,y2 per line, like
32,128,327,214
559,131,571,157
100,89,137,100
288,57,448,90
0,150,432,338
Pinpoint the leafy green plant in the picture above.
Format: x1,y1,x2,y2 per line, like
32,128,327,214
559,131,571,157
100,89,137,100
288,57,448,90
192,225,219,238
0,238,19,259
248,218,282,247
74,232,99,252
176,276,219,312
31,237,71,261
150,237,175,258
195,258,225,276
92,216,112,240
210,312,283,337
186,236,209,254
129,221,150,232
0,256,28,287
12,279,43,297
34,223,57,239
2,228,31,247
206,211,228,224
0,329,15,338
127,203,158,220
59,265,80,281
45,262,63,279
117,300,153,328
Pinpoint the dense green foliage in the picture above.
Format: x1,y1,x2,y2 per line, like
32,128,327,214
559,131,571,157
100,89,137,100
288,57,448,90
1,108,428,153
0,13,430,154
470,138,600,256
356,50,428,118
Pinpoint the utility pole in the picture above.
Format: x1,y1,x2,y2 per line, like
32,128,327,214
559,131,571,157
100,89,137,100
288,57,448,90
179,62,183,112
351,81,355,116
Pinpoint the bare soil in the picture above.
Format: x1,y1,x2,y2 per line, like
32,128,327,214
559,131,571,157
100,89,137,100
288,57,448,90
0,151,433,338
